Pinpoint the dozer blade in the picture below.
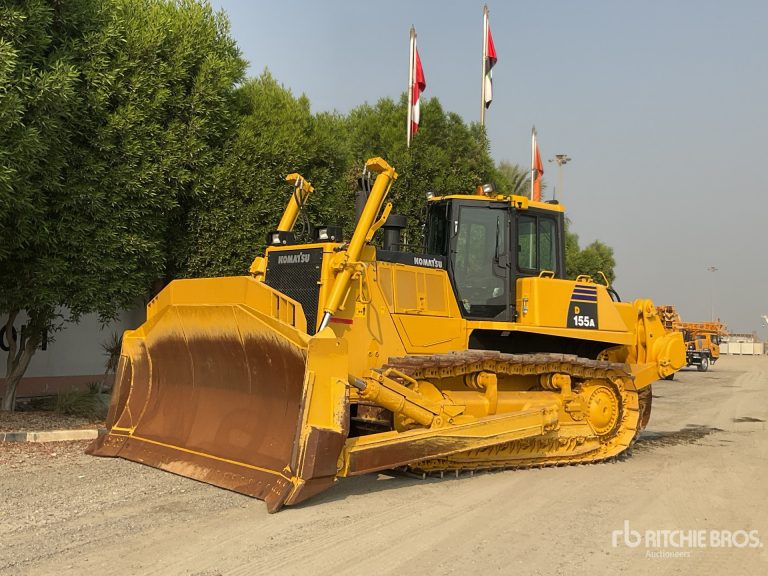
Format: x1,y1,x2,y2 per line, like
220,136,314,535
87,277,350,513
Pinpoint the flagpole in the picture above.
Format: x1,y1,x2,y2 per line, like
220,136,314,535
480,5,488,126
407,26,415,147
530,126,536,199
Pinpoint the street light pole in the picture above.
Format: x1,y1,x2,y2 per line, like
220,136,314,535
707,265,718,321
548,154,571,201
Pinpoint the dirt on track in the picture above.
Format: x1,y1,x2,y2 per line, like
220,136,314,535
1,355,767,575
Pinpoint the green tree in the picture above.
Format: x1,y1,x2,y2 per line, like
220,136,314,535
495,161,530,196
181,89,503,277
565,224,616,284
1,0,101,411
176,72,350,277
0,0,245,411
346,95,498,247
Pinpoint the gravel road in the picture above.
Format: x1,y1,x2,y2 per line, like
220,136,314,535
2,355,766,575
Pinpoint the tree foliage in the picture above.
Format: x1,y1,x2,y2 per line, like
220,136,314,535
345,95,498,248
178,90,501,275
565,225,616,284
176,72,350,277
495,161,531,197
1,0,618,410
0,0,245,410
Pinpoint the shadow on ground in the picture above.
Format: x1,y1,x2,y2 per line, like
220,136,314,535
634,424,723,452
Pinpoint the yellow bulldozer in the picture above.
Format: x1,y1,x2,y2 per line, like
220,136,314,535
88,158,685,512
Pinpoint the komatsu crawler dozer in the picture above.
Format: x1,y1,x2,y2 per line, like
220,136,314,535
88,158,685,512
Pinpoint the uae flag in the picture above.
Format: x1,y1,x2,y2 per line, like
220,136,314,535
483,10,497,108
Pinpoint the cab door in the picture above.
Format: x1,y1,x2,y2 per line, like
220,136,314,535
448,201,511,321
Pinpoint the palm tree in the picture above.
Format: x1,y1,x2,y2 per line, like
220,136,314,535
497,161,531,196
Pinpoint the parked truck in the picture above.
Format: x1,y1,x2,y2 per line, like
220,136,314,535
657,305,726,372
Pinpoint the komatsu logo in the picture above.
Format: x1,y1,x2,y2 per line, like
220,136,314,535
277,252,311,265
413,257,443,269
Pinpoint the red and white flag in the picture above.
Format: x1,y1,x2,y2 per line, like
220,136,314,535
532,127,544,201
483,13,497,109
411,47,426,135
407,27,426,146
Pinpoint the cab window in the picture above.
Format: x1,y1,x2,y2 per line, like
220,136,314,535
539,218,557,271
451,206,507,318
425,203,449,255
518,214,558,274
518,216,536,269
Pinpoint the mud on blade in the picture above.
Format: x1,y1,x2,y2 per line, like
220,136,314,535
87,277,350,513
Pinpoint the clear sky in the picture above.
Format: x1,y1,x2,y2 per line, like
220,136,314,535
211,0,767,337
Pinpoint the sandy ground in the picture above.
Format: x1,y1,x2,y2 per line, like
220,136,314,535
1,355,767,575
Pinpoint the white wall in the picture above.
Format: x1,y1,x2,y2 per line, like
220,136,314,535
721,342,765,355
3,308,145,378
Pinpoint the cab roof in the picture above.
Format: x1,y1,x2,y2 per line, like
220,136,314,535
427,193,565,213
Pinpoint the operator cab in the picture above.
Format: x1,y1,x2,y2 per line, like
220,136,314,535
425,194,565,322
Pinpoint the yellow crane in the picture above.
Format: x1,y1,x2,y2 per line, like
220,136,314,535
657,305,726,372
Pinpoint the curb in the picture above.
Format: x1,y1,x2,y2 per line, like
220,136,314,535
0,428,105,443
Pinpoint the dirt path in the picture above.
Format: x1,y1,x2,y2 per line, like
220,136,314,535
2,356,767,575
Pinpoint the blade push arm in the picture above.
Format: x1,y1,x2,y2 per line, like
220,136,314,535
278,173,315,232
318,158,398,331
249,173,314,279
